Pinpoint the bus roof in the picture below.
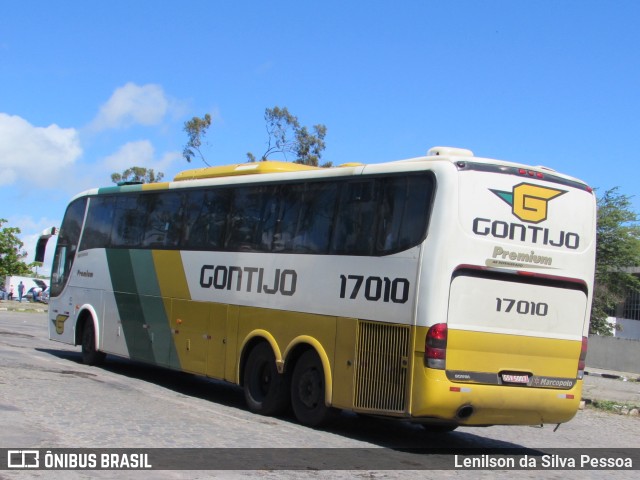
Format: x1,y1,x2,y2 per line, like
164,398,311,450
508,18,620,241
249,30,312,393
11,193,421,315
72,147,591,200
173,161,320,181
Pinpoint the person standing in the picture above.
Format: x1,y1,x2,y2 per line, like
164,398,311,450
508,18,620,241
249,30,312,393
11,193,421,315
17,281,25,302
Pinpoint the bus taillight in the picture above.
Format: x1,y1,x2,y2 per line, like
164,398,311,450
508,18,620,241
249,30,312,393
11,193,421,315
425,323,447,369
577,336,588,379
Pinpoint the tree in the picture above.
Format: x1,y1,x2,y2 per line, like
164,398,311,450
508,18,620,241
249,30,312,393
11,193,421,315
0,219,34,278
247,106,330,167
183,113,212,165
590,188,640,335
111,167,164,184
294,124,328,167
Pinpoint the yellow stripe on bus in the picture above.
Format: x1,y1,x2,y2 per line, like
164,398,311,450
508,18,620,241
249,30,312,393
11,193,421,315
152,250,191,300
151,250,192,371
446,329,582,378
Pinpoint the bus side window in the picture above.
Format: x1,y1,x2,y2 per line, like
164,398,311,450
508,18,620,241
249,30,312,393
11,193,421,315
79,196,115,251
377,174,434,254
226,186,274,251
376,177,409,253
331,180,377,255
50,245,70,297
293,182,337,254
398,174,434,250
182,189,230,250
111,195,149,247
273,183,304,253
258,190,281,252
142,192,184,248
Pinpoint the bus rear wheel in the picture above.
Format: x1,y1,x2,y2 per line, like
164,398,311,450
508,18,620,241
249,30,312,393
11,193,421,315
81,320,106,366
243,342,289,416
291,349,332,427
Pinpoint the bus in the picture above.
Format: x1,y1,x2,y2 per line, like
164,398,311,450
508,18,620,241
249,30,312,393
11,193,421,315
36,146,596,430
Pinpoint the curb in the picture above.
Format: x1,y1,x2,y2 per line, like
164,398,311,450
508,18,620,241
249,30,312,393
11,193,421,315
585,371,621,379
584,371,640,382
0,305,48,313
581,398,640,417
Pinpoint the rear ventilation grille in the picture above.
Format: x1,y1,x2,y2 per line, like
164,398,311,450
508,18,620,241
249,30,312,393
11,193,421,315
354,321,410,412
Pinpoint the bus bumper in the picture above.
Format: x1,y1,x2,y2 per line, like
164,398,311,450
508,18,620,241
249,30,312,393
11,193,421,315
410,366,583,426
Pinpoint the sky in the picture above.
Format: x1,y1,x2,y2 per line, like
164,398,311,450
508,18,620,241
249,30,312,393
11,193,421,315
1,0,639,276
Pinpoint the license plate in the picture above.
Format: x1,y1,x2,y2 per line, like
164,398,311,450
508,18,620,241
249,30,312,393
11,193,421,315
502,373,530,384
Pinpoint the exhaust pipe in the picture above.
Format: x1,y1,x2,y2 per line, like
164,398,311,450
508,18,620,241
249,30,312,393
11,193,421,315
456,405,474,420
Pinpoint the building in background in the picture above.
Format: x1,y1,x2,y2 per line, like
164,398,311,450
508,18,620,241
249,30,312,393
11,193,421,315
608,267,640,339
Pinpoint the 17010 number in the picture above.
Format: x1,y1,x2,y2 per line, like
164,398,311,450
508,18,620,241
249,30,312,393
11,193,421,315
339,275,409,304
496,298,548,316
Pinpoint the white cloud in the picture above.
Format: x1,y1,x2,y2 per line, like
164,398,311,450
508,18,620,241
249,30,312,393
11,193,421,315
0,113,82,187
90,83,170,131
103,140,155,170
102,140,182,178
156,150,184,173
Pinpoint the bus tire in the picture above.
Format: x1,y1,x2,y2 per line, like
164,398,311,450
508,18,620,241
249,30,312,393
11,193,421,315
81,320,106,366
243,342,289,416
291,349,332,427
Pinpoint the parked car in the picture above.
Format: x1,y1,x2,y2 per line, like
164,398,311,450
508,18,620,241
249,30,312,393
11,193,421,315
26,287,40,302
41,287,50,304
26,282,48,302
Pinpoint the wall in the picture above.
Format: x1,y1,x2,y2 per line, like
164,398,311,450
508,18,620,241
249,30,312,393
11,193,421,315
3,276,47,295
607,317,640,340
587,335,640,374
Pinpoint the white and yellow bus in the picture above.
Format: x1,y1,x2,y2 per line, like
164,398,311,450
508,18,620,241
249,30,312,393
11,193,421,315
37,146,596,430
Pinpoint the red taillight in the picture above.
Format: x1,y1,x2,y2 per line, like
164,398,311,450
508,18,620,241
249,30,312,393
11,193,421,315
425,323,448,369
518,168,544,179
577,336,588,379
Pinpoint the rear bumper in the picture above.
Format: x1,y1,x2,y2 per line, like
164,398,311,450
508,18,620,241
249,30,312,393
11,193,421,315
410,363,582,425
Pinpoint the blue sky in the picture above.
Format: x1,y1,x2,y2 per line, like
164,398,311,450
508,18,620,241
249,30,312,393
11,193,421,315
2,1,639,274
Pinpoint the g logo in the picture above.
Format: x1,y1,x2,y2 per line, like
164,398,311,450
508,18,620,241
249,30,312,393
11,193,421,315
491,183,566,224
54,314,69,335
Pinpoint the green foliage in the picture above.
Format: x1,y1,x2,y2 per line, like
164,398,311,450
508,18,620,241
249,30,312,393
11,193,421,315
111,167,164,184
248,106,329,167
588,399,640,414
294,124,330,167
590,188,640,335
0,219,33,278
260,106,299,161
183,113,212,165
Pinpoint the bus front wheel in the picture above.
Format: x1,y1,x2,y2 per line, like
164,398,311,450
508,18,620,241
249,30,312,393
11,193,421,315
243,342,289,416
291,349,332,427
81,320,106,366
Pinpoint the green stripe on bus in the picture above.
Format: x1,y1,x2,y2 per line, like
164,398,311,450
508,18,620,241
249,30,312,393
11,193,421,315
106,249,157,365
129,249,180,369
97,184,144,195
